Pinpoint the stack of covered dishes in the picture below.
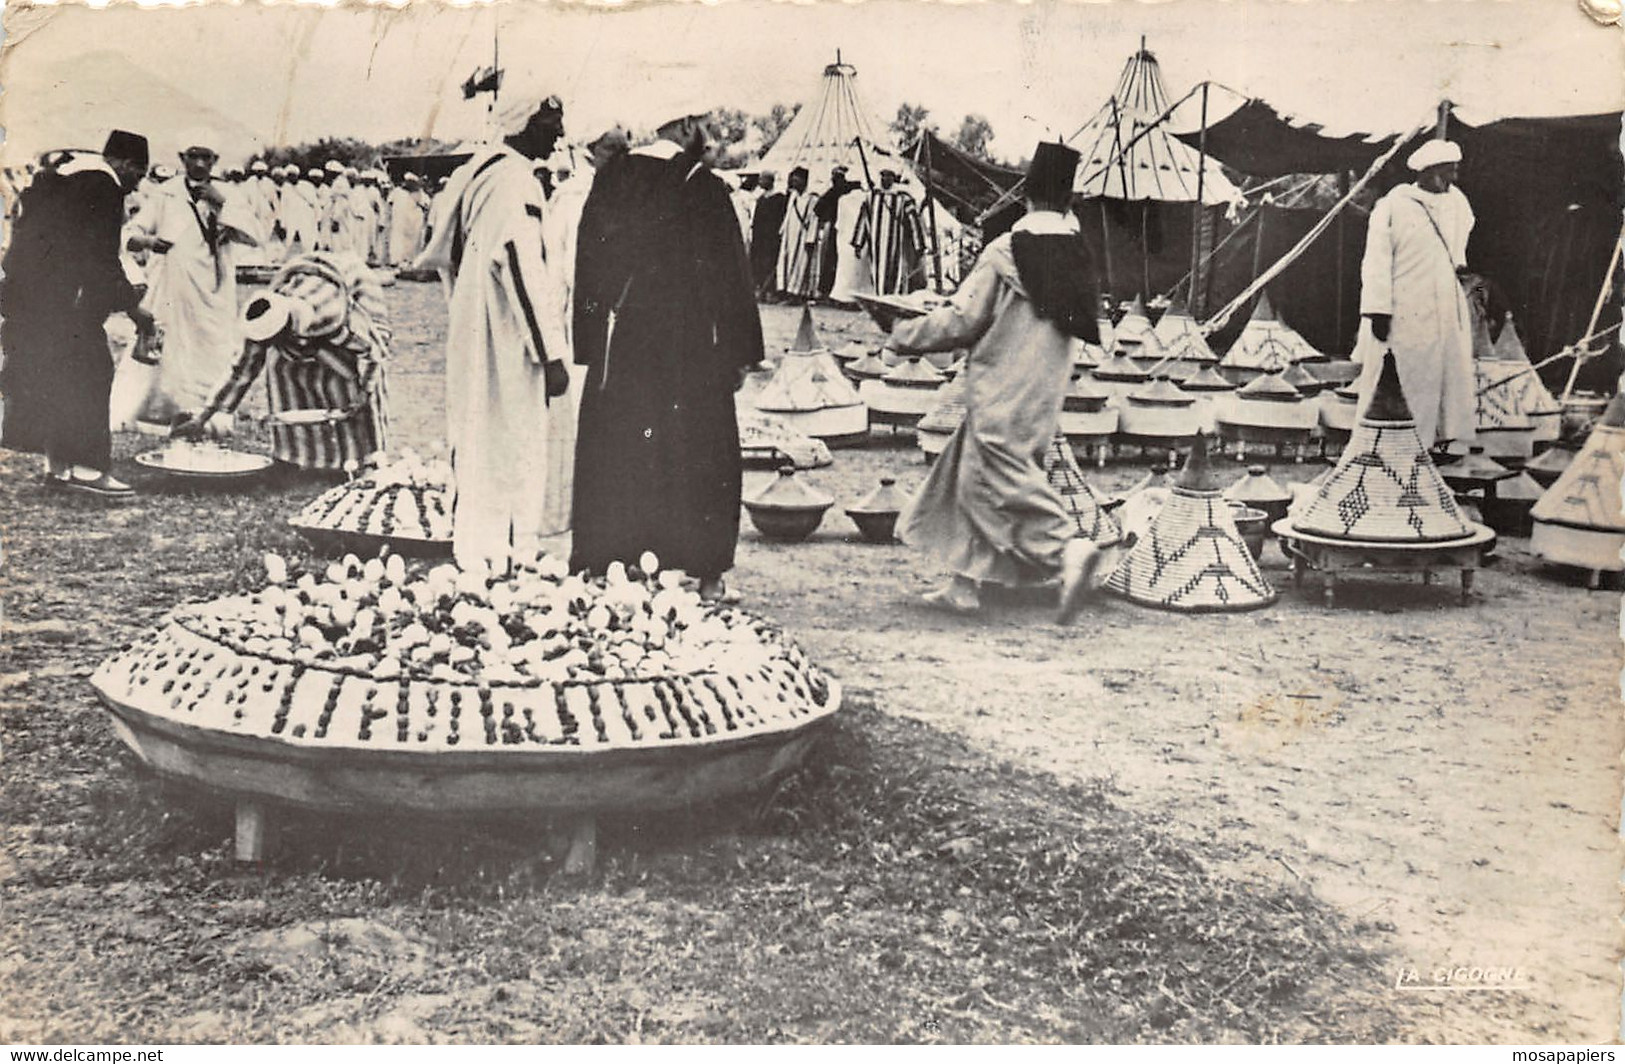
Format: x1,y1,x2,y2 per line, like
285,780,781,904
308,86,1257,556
1117,375,1203,452
1218,292,1324,384
859,357,946,428
1059,375,1119,465
1090,348,1152,402
1178,363,1238,433
1112,295,1158,357
751,307,868,446
1530,393,1625,581
1216,370,1318,460
1044,435,1122,547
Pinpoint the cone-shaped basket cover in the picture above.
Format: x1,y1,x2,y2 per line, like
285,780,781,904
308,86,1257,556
1238,371,1303,403
789,305,824,354
849,476,909,515
1105,435,1274,611
917,373,968,434
745,467,834,510
1065,375,1112,411
1289,353,1474,542
1445,447,1518,485
1493,315,1529,363
1525,444,1576,482
1470,309,1497,361
1152,297,1193,343
1115,295,1156,345
846,351,890,380
1281,362,1323,394
882,358,945,387
1043,434,1123,546
1530,395,1625,531
1497,471,1545,503
1225,465,1292,509
1092,351,1152,382
1154,300,1219,362
1179,364,1237,393
1128,376,1196,407
1221,292,1323,370
755,351,863,412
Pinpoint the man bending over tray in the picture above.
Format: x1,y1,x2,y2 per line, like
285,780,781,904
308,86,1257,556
173,251,389,474
880,142,1104,621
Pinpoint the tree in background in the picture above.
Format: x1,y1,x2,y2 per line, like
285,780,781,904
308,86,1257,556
751,103,801,156
953,115,996,162
891,103,934,146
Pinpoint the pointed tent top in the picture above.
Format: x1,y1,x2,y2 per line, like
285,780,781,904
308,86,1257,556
1175,433,1222,493
1367,351,1413,421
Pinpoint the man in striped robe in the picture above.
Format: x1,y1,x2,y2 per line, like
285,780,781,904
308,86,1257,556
414,96,572,574
775,166,818,299
854,168,927,296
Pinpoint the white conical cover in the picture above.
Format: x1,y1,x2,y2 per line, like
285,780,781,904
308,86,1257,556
1154,307,1219,363
1220,294,1322,371
753,351,864,412
1530,414,1625,533
756,58,901,181
1042,434,1122,546
1113,297,1158,349
1103,482,1275,612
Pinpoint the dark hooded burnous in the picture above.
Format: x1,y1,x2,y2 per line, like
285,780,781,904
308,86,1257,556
883,141,1103,617
570,110,765,596
1,130,154,495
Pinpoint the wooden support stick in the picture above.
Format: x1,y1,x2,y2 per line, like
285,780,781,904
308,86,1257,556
562,816,597,877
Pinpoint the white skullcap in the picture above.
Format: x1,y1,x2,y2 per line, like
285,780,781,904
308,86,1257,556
324,160,344,174
249,159,268,172
1406,139,1462,172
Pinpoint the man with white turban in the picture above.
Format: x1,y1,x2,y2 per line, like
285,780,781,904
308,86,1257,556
415,95,572,573
386,172,430,265
1353,138,1476,448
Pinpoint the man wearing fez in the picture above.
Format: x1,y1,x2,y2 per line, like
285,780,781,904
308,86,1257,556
415,95,572,574
1354,138,1476,449
0,130,157,496
571,104,764,602
881,142,1104,621
126,133,258,428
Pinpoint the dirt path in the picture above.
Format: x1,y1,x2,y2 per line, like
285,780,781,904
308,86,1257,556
386,288,1623,1041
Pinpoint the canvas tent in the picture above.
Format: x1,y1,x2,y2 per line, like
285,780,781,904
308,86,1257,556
755,53,901,186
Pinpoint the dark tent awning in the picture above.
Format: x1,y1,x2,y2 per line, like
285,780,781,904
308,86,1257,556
904,129,1023,216
1174,99,1399,180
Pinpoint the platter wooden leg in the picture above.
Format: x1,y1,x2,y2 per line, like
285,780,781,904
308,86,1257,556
1095,445,1107,469
562,816,598,877
1323,575,1337,608
1461,569,1474,605
235,800,271,864
1422,571,1435,586
1587,569,1602,590
1292,555,1305,588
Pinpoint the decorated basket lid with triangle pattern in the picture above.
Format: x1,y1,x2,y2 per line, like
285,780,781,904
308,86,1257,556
1287,352,1475,543
1113,295,1157,347
1220,292,1323,371
1043,434,1123,546
754,351,864,413
1104,433,1276,612
1530,393,1625,532
1152,298,1219,362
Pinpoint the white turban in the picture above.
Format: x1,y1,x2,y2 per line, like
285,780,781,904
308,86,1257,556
495,94,565,138
1406,139,1462,172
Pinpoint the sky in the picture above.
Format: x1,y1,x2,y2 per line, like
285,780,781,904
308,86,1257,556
1,0,1621,165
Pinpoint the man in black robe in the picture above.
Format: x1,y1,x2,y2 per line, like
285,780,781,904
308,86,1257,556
813,166,858,298
571,108,764,601
748,171,786,298
1,130,155,496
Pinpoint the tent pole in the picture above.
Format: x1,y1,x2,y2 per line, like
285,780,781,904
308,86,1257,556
1335,170,1349,352
1099,199,1116,296
1189,82,1209,308
919,135,945,293
1436,100,1451,139
1561,227,1624,401
1141,202,1152,301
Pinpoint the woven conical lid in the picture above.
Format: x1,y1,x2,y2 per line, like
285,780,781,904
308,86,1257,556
754,351,863,411
1493,315,1529,363
849,476,909,515
1446,447,1518,483
1179,364,1237,393
1289,352,1474,542
1496,471,1545,502
834,340,871,363
1129,376,1196,407
1153,296,1192,341
882,358,945,387
846,351,890,380
1114,296,1157,345
1105,433,1275,611
1531,398,1625,530
917,372,968,433
1065,375,1111,411
1175,432,1223,493
1043,434,1123,546
745,467,834,510
1092,351,1151,382
1160,326,1219,364
1238,371,1303,402
1225,465,1292,508
1073,340,1103,370
789,304,822,354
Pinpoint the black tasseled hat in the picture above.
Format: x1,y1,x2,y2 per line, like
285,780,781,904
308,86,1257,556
1026,141,1080,205
102,129,149,172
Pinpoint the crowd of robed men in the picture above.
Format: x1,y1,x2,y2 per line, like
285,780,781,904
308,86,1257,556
0,92,1484,621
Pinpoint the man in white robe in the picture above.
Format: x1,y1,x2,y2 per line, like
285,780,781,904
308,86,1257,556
543,126,629,358
775,166,819,299
415,96,572,573
829,175,873,304
281,168,321,257
1353,139,1477,448
386,173,430,266
125,135,258,425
